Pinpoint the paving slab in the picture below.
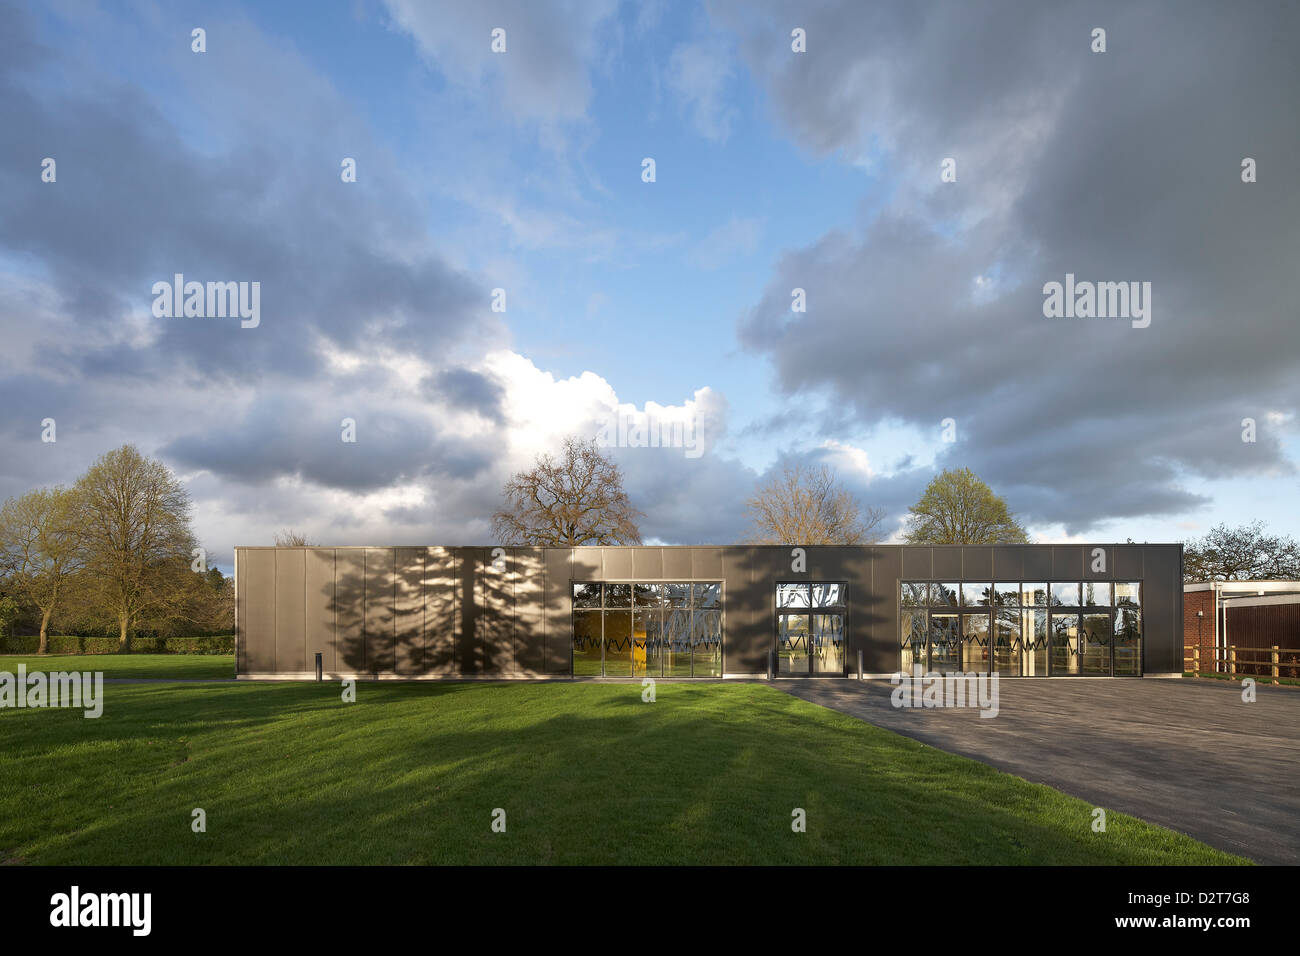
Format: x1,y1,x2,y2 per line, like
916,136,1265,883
777,677,1300,865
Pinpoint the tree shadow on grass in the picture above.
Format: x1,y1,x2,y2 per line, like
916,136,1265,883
3,683,1244,866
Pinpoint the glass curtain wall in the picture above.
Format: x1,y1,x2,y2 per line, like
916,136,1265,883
572,582,722,677
900,580,1141,676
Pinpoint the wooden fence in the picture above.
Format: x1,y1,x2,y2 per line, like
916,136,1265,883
1184,645,1300,684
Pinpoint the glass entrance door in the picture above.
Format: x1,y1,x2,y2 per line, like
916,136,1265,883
812,613,845,674
776,582,847,676
928,612,960,672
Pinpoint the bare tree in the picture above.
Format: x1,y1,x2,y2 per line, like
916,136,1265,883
744,462,884,545
0,487,85,653
1183,521,1300,582
492,437,643,546
75,445,196,651
273,529,315,547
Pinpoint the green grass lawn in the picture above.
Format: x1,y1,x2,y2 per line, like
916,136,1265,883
0,681,1245,865
0,654,234,680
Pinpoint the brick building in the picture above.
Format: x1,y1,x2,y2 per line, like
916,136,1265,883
1184,581,1300,678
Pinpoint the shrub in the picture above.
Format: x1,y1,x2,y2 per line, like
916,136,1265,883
0,634,233,655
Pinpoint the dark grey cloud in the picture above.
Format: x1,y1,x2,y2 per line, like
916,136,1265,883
0,5,490,387
422,367,506,424
718,0,1300,533
161,393,495,492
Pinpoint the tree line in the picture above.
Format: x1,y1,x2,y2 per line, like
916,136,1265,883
6,437,1286,654
492,438,1296,585
491,438,1031,547
0,445,231,652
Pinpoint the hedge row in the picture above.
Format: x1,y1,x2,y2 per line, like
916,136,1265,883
0,634,234,655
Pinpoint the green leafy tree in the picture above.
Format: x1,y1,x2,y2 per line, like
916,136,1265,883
0,487,86,653
903,468,1029,544
75,445,196,651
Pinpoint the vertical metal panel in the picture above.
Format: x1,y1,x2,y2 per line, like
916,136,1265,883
901,547,931,579
241,549,276,672
662,548,691,578
961,546,992,580
394,548,425,675
234,549,241,673
544,548,572,674
602,547,633,579
632,547,664,579
691,548,723,580
572,548,602,582
1083,545,1111,579
1023,546,1053,580
459,548,484,674
747,547,790,672
424,547,457,675
479,548,514,673
274,549,306,673
932,547,962,579
1142,545,1180,672
514,548,546,673
1052,545,1084,581
868,545,902,673
365,548,396,674
335,550,366,673
992,547,1024,580
305,549,335,673
720,547,760,673
1114,545,1143,579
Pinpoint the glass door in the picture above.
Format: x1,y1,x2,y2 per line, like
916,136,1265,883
812,613,845,675
776,582,847,675
927,612,960,671
777,613,809,674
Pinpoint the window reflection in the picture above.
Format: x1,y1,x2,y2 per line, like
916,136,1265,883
572,581,722,677
1050,583,1081,607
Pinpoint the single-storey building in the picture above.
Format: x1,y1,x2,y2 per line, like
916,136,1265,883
233,543,1184,680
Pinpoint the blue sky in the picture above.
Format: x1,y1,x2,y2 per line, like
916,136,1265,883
2,0,1298,567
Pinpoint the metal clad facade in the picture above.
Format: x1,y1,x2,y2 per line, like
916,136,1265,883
304,548,335,673
394,547,424,676
235,543,1185,678
274,548,306,673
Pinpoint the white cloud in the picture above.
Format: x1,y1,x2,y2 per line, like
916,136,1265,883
381,0,618,127
666,38,738,143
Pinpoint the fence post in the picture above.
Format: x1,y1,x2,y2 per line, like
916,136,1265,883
1272,646,1280,686
1229,645,1236,677
1192,645,1199,677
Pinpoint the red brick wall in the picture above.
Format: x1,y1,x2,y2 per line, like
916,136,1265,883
1183,590,1216,671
